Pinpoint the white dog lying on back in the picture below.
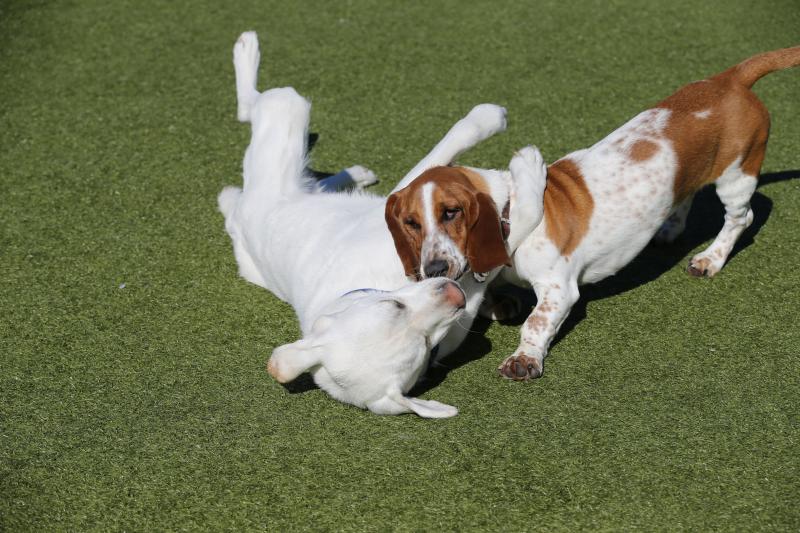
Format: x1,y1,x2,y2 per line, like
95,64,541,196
218,32,548,416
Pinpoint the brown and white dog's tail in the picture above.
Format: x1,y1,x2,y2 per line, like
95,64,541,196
719,45,800,89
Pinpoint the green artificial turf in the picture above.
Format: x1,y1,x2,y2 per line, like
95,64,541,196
2,0,799,530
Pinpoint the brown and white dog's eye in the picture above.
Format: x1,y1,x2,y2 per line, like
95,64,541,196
404,217,421,230
442,207,462,222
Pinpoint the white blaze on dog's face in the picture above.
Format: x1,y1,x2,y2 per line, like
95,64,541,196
267,278,466,418
385,166,511,281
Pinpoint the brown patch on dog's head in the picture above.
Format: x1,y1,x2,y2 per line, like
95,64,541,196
385,166,510,279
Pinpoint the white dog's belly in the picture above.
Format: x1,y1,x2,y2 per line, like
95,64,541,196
236,193,409,333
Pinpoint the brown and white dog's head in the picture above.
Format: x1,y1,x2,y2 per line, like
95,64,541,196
385,166,511,281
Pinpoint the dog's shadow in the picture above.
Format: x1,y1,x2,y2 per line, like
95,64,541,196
281,169,798,396
412,169,798,394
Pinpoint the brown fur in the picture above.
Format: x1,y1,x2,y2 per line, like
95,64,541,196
656,46,800,202
656,78,769,202
542,159,594,256
629,139,659,161
385,166,510,279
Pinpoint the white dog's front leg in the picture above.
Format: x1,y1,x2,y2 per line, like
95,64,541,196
391,103,507,193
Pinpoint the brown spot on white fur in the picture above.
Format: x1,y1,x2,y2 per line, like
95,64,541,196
543,159,594,256
629,139,659,161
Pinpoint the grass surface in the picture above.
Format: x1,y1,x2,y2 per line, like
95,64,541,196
2,0,799,530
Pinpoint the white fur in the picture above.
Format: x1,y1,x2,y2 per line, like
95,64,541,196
220,32,549,413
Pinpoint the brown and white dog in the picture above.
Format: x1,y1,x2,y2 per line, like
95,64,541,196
494,46,800,380
385,46,799,380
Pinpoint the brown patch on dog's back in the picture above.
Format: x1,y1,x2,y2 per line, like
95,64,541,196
629,139,659,161
543,159,594,256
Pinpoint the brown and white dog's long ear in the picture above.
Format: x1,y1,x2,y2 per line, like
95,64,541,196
385,192,421,279
466,192,511,274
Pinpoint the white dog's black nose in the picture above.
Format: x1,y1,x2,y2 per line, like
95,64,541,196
439,280,466,309
424,259,449,278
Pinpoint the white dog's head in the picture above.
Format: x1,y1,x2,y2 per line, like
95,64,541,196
267,278,466,418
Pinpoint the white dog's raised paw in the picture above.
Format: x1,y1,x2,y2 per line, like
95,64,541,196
464,103,508,140
345,165,378,189
233,31,261,122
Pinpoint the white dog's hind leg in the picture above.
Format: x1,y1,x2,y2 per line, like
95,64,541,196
233,31,261,123
241,88,311,200
392,103,507,192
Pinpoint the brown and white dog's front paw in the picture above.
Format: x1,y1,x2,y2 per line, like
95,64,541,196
497,353,543,381
687,255,721,278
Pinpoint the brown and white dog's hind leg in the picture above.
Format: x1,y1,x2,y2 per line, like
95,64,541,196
498,277,579,380
653,194,694,244
687,161,759,277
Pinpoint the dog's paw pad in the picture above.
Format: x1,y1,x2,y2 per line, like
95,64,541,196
497,354,542,381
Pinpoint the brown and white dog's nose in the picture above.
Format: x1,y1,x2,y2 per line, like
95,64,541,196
424,259,449,278
439,280,466,309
